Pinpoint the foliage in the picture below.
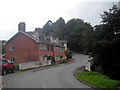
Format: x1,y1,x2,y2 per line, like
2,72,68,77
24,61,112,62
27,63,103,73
65,49,72,59
92,40,120,80
0,40,6,54
91,4,120,80
60,58,67,63
76,72,120,88
65,19,93,53
41,3,120,80
52,17,66,40
42,20,53,36
100,4,120,41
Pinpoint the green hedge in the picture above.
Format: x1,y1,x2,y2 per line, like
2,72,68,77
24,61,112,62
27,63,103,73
60,58,67,63
92,40,120,80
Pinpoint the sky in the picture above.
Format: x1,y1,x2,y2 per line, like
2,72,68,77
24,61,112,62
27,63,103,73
0,0,119,40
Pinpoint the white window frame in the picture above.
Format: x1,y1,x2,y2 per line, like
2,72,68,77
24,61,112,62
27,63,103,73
10,46,14,51
44,44,46,50
54,46,56,51
62,48,64,52
60,47,61,52
57,47,59,52
40,44,42,50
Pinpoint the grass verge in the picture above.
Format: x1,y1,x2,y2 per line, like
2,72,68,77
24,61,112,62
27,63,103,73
15,70,25,73
75,72,120,89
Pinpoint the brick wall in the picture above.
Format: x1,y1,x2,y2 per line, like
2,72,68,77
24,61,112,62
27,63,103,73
5,33,39,64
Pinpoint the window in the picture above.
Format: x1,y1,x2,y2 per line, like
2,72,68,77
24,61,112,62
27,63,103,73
40,44,42,50
54,46,56,51
62,48,64,52
10,46,14,51
51,46,53,51
57,47,59,52
47,45,49,51
60,47,61,52
44,44,46,50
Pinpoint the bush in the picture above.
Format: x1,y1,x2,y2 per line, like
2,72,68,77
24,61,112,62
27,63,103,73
60,58,67,63
92,40,120,80
14,64,19,71
65,49,72,60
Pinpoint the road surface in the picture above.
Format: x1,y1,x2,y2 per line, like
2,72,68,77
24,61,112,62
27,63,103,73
3,53,93,88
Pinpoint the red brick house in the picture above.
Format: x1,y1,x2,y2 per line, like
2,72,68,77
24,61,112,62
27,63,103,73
5,22,66,64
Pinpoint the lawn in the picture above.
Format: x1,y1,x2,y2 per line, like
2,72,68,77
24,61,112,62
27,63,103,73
15,70,25,73
75,72,120,89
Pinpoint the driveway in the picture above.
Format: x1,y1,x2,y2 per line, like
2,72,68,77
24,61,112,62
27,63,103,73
2,53,94,89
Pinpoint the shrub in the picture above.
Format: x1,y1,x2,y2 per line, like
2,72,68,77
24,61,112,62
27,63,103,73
60,58,67,63
92,40,120,80
65,49,72,60
14,64,19,71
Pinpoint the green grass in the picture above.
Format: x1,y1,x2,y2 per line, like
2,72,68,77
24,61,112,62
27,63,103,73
15,70,25,73
75,72,120,89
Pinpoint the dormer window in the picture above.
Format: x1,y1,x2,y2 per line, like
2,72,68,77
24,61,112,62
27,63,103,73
10,46,14,51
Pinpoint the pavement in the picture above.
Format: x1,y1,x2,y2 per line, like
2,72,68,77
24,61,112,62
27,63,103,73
1,53,95,89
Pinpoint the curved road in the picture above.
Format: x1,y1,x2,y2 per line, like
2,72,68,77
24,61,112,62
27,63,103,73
3,53,93,88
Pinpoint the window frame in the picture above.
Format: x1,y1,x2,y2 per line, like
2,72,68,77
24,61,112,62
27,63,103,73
9,46,14,51
44,44,46,51
60,47,61,52
47,45,49,51
57,47,59,52
40,44,43,50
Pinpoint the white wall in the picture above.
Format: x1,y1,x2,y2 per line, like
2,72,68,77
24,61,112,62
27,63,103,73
19,60,51,70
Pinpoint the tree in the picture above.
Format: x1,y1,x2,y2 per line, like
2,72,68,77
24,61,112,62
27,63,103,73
52,17,66,40
92,4,120,80
100,4,120,41
65,19,93,53
42,20,53,36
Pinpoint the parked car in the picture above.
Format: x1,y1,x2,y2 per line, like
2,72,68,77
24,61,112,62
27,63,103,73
0,58,15,75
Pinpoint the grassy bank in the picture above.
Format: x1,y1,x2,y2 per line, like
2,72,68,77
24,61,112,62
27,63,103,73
15,70,25,73
75,72,120,89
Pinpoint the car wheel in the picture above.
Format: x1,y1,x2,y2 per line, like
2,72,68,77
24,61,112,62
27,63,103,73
2,68,6,75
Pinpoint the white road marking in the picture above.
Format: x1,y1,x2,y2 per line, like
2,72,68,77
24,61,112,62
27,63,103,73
0,77,16,89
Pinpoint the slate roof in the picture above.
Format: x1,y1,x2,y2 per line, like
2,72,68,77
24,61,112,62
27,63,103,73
5,31,64,47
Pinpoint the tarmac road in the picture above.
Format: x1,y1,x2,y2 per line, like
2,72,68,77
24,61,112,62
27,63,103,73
3,53,93,89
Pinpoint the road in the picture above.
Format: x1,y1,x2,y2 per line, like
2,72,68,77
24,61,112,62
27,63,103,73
3,53,93,88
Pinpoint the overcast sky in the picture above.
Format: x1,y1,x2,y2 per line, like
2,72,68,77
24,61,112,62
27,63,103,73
0,0,119,40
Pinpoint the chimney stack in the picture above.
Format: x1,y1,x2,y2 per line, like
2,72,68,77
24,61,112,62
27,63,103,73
18,22,26,32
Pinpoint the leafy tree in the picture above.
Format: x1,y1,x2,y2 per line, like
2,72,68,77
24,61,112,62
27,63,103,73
66,19,93,53
92,4,120,80
100,4,120,41
42,20,53,36
52,17,66,40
